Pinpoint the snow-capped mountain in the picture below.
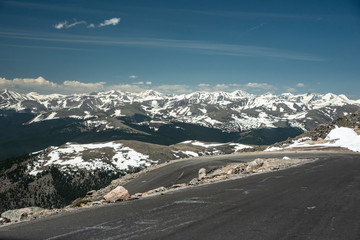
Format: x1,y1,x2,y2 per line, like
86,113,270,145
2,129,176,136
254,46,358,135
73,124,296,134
1,89,359,132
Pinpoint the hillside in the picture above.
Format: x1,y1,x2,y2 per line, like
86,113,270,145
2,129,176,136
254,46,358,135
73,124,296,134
266,111,360,151
1,89,359,161
0,139,252,213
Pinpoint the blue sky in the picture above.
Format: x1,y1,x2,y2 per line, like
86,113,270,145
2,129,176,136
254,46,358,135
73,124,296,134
0,0,359,98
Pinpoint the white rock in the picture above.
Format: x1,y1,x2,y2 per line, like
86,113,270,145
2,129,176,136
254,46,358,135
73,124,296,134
198,168,207,179
246,158,264,173
103,186,130,202
1,207,44,222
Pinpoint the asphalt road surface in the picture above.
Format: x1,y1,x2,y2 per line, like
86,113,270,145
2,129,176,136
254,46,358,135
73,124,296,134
1,152,360,240
123,151,348,194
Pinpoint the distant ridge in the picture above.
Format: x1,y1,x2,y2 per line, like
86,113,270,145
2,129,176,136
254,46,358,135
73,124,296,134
1,89,360,132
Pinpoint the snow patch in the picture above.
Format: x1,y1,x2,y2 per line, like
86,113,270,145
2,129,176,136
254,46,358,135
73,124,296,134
229,143,253,152
28,142,155,176
266,127,360,152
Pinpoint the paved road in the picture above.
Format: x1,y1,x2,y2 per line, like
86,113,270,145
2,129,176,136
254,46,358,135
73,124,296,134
1,152,360,240
124,151,346,194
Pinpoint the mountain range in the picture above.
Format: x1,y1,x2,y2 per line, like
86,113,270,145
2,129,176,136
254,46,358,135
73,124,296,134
1,89,360,161
1,88,360,213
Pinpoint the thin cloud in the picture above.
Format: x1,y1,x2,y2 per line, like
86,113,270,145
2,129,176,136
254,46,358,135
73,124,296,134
214,84,229,90
297,83,305,87
54,18,120,30
154,84,193,94
245,82,274,90
198,83,210,87
129,75,137,79
1,31,324,62
110,84,147,93
286,88,297,93
99,18,120,27
172,8,327,22
54,20,87,29
4,1,108,14
246,22,267,33
63,80,105,89
0,43,92,52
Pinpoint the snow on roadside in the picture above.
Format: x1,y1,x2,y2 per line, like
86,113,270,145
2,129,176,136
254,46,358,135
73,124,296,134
324,127,360,152
266,127,360,152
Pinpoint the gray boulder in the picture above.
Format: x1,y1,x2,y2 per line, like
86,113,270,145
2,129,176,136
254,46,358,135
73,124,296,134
1,207,44,222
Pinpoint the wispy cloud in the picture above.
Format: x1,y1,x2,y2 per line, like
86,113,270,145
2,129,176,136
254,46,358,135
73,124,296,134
110,84,146,93
99,18,120,27
246,22,267,33
54,20,87,29
133,81,152,85
172,8,327,22
297,83,305,87
4,1,110,14
195,82,278,94
0,31,325,62
286,87,297,93
245,82,274,90
0,43,92,52
128,75,137,79
154,84,193,94
54,18,120,30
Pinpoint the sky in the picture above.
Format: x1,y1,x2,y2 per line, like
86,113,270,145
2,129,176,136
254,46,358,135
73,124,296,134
0,0,359,98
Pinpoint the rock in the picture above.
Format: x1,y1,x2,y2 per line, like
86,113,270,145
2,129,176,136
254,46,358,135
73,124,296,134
189,178,200,185
234,167,243,174
245,158,264,173
144,187,166,195
86,190,96,196
170,183,187,189
103,186,130,202
1,207,44,222
131,193,143,199
227,169,236,175
31,209,57,219
198,168,207,179
0,217,11,225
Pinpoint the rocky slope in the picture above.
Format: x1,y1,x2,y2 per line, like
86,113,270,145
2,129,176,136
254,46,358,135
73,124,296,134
266,111,360,151
0,139,252,213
